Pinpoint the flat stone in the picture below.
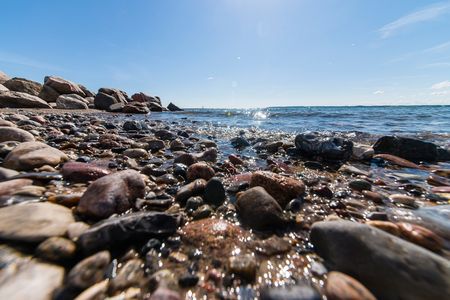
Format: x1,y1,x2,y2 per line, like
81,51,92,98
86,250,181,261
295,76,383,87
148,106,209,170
310,220,450,300
3,77,42,96
61,161,110,183
36,236,77,262
0,202,75,242
325,271,376,300
44,76,85,96
0,178,33,197
0,90,52,108
0,126,35,143
0,166,19,181
78,212,181,253
67,251,110,289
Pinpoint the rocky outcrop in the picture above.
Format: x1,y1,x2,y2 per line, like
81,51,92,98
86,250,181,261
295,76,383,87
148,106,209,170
44,76,85,97
0,91,52,108
3,77,42,96
167,102,183,111
56,94,88,109
0,70,9,84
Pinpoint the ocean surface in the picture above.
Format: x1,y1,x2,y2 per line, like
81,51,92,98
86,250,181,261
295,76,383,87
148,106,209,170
148,105,450,146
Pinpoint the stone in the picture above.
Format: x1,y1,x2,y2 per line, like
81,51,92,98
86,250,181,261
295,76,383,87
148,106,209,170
260,284,321,300
0,178,33,197
295,133,353,161
74,280,108,300
123,148,149,159
99,87,129,103
167,102,183,111
373,153,421,169
0,70,9,83
231,136,250,149
149,287,181,300
67,251,111,289
228,254,257,282
38,85,60,102
3,77,42,96
36,236,77,262
67,222,90,241
77,212,181,253
325,271,376,300
77,170,145,219
397,222,444,252
389,194,416,207
178,273,199,287
123,101,150,114
0,259,64,300
236,186,287,230
250,171,305,208
0,202,75,242
310,220,450,300
186,162,215,181
348,180,371,192
351,143,374,160
44,76,85,96
147,139,166,151
108,258,145,293
108,102,125,112
204,177,226,206
254,236,292,256
94,92,118,110
3,141,68,171
175,179,207,205
0,141,20,157
0,84,8,92
155,129,177,140
0,166,19,180
0,90,52,108
61,161,110,183
0,126,35,142
192,204,213,220
373,136,439,162
169,139,185,151
174,153,197,166
56,94,88,109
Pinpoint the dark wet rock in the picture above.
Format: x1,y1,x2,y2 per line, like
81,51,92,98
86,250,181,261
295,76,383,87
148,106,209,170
187,162,215,181
348,180,371,192
311,184,333,198
295,133,353,161
0,178,33,197
0,166,19,180
3,141,68,171
373,136,438,162
250,171,305,207
178,273,199,287
310,220,450,300
77,170,145,219
0,258,64,300
169,139,185,151
197,148,218,162
94,92,118,111
254,236,292,256
56,94,88,109
175,179,207,205
108,258,146,293
0,126,35,142
123,101,150,114
3,77,42,96
0,202,75,242
123,120,142,131
61,161,111,183
260,284,321,300
236,186,286,230
38,84,60,102
78,212,181,253
352,143,374,160
0,90,52,108
204,177,226,206
167,102,183,111
44,76,85,96
231,136,250,149
325,271,376,300
155,129,177,141
185,196,204,211
146,139,165,151
67,251,111,290
192,204,213,220
228,254,257,282
36,236,77,262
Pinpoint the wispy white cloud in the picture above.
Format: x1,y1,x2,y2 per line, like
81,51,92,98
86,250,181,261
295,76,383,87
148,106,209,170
378,2,450,39
431,90,449,96
424,40,450,53
373,90,385,95
431,80,450,89
207,76,214,80
0,51,61,71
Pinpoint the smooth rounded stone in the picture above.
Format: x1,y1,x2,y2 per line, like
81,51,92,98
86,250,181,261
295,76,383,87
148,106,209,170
108,258,145,293
338,164,369,176
77,170,145,219
149,269,178,292
388,194,416,207
77,212,181,253
174,153,197,166
260,284,321,300
61,161,110,183
169,139,185,151
373,153,421,169
427,174,450,186
123,101,150,114
175,179,207,205
185,196,204,212
94,92,118,110
0,259,64,300
147,139,166,151
123,148,149,159
373,136,438,162
254,236,292,256
0,202,75,242
67,221,90,241
192,204,213,220
186,162,215,181
149,287,181,300
74,280,108,300
0,119,15,127
198,139,217,148
432,169,450,178
228,254,257,282
265,141,284,153
250,171,305,207
3,77,42,96
431,186,450,193
123,120,142,131
397,222,444,252
204,177,226,206
325,271,376,300
155,129,177,141
0,126,35,143
197,148,218,162
351,143,374,160
56,94,88,109
362,190,384,204
108,102,125,112
36,236,77,262
44,76,85,96
0,141,19,158
38,84,60,102
0,178,33,196
231,136,250,149
67,251,111,290
229,154,244,165
0,166,19,180
13,185,46,197
295,132,353,161
0,90,52,108
236,186,287,230
366,220,401,236
3,141,68,171
348,180,371,192
310,220,450,300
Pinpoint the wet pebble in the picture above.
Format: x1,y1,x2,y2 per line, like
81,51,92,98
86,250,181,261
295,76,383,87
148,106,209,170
36,236,77,262
325,271,376,300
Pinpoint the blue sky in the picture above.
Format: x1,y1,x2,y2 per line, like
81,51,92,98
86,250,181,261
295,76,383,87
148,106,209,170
1,0,450,108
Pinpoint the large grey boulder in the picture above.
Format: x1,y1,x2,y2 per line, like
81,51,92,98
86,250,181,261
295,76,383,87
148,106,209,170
44,76,85,96
0,91,52,108
56,94,88,109
3,77,42,96
0,70,9,84
310,220,450,300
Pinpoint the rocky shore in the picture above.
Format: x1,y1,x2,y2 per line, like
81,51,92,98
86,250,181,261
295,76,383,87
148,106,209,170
0,71,449,299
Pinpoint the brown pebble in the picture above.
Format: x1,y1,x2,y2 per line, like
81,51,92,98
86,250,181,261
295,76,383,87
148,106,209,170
397,222,444,252
325,271,376,300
